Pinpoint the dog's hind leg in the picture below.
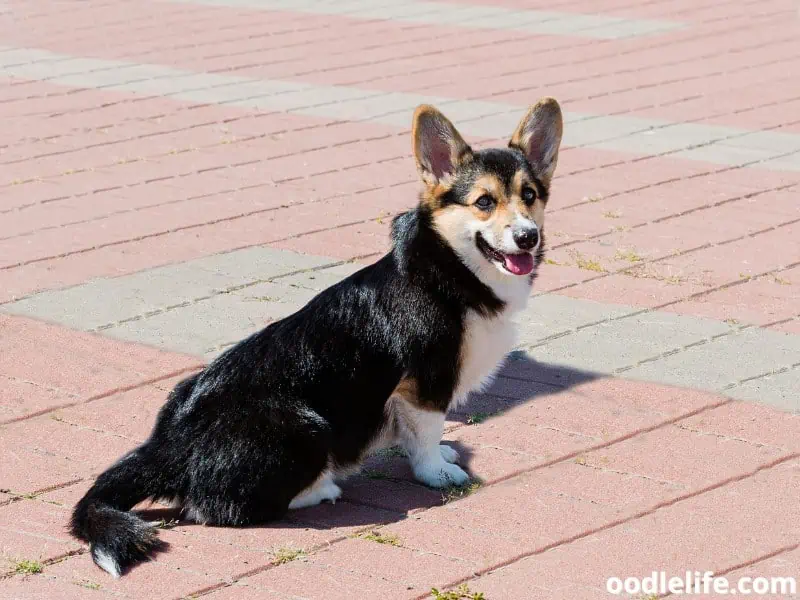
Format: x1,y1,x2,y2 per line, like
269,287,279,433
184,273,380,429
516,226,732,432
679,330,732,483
182,401,334,525
288,470,342,510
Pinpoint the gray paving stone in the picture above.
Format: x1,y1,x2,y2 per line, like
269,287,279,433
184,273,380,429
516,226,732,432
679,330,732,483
354,3,448,20
722,131,800,154
1,247,336,331
749,153,800,173
298,92,431,121
429,99,511,123
564,114,659,147
115,73,242,96
163,0,685,40
0,47,58,68
726,369,800,413
276,262,364,292
4,56,110,80
4,243,798,411
462,111,526,139
177,79,306,105
591,122,736,155
109,282,316,356
49,64,167,87
188,246,336,281
232,281,318,307
105,292,278,356
514,295,637,344
527,311,733,373
3,264,239,331
406,4,498,26
624,327,800,395
676,144,783,166
4,46,800,172
267,86,384,112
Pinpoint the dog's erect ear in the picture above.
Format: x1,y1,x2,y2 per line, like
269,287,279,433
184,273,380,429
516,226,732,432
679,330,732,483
412,105,473,186
509,97,563,186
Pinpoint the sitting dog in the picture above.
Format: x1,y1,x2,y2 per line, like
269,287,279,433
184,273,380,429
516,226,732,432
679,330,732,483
71,98,563,577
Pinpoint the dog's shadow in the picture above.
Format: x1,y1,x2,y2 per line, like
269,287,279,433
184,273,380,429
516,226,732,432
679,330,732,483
137,354,600,539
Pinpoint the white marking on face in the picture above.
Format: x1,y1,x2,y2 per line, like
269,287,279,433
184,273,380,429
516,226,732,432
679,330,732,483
433,207,534,308
502,211,540,253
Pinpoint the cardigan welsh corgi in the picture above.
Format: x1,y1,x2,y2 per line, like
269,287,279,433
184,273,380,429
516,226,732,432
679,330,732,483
71,98,564,577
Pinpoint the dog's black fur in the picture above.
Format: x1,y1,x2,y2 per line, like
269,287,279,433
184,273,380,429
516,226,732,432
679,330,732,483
71,100,563,577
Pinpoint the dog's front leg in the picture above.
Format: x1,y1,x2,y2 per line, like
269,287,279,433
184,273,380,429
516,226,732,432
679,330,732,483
396,402,469,488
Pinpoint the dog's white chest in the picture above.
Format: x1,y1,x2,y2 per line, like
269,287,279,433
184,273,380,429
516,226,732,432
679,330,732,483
451,310,517,407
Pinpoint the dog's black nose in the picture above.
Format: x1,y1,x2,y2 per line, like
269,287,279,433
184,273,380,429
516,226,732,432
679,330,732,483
513,227,539,250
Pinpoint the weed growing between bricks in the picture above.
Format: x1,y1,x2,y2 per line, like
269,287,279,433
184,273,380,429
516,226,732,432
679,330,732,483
12,559,43,576
441,480,483,504
354,530,402,546
431,584,486,599
271,547,307,565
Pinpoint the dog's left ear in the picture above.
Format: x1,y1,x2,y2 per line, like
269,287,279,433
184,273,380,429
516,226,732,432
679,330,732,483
509,98,563,186
412,105,473,187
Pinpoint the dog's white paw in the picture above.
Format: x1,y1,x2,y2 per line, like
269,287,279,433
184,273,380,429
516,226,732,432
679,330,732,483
413,460,470,489
289,480,342,510
439,444,460,464
319,480,343,505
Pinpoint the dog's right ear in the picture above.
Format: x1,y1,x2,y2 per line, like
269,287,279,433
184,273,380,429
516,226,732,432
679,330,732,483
412,105,473,187
509,98,563,187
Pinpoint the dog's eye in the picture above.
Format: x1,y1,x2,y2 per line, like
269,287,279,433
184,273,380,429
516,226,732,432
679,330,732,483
474,195,494,211
522,187,536,205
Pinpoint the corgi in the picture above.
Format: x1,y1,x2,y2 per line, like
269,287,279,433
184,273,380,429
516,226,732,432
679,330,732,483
70,98,564,577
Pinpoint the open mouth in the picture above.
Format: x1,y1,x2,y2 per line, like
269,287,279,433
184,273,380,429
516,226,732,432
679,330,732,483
476,233,534,276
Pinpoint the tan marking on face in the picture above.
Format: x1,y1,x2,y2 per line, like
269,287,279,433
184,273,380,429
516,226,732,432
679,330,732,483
486,204,516,240
474,170,538,244
430,167,548,252
512,170,545,230
466,174,516,233
511,170,529,196
432,174,509,244
465,174,504,217
420,180,453,211
430,203,466,248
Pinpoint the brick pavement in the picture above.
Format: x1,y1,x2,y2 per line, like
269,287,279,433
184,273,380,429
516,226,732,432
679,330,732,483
1,1,799,598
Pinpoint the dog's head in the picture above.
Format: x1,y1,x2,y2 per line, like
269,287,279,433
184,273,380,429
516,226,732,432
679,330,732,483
412,98,563,280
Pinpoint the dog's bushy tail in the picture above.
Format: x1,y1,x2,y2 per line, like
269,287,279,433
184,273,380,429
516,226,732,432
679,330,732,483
70,448,166,577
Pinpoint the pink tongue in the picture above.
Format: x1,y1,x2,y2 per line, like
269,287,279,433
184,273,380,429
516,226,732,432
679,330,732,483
503,252,534,275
